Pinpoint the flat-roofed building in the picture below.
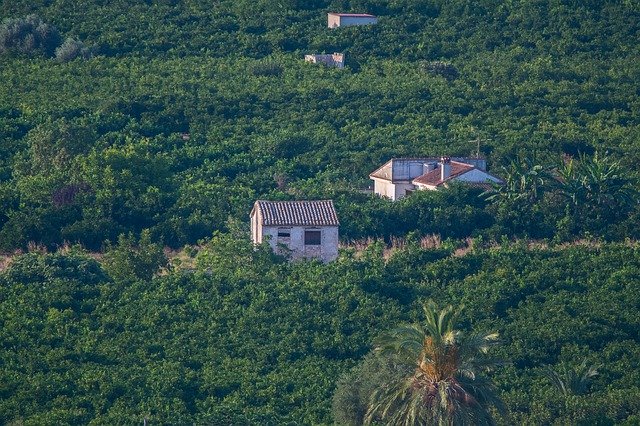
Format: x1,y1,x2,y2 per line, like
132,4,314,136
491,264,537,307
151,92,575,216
327,13,377,28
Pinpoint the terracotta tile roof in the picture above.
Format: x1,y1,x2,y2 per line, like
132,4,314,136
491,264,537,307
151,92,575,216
254,200,339,226
329,13,376,17
412,161,474,186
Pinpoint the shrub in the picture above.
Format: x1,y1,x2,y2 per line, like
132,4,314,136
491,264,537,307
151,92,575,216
0,15,61,57
250,60,283,77
55,37,92,62
103,230,167,282
421,60,459,80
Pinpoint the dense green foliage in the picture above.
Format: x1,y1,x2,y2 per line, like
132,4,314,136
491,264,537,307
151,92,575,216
1,0,639,250
1,240,639,424
1,1,640,424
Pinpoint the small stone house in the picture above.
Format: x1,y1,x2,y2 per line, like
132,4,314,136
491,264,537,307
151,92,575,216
370,157,502,200
327,13,378,28
250,200,339,262
304,53,345,68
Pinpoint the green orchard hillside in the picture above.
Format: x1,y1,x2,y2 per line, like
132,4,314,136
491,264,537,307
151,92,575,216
1,1,640,424
1,239,639,424
1,0,639,249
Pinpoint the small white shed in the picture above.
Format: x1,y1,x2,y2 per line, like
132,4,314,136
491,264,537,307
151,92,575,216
250,200,340,262
327,13,378,28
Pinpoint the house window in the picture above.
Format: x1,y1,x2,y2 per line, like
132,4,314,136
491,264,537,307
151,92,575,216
304,230,321,245
277,231,291,238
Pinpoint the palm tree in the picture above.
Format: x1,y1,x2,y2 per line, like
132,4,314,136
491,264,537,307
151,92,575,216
365,301,505,426
553,152,637,233
483,158,553,203
544,359,600,397
555,152,635,208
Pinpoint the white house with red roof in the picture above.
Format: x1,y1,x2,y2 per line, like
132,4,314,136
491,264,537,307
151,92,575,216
369,157,502,200
250,200,339,262
328,13,378,28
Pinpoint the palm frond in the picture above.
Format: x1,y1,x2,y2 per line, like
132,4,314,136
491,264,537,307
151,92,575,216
366,301,506,425
543,358,600,396
374,325,426,365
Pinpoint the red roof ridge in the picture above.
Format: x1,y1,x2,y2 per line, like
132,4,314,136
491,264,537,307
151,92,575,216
256,199,334,203
328,12,376,17
412,162,475,186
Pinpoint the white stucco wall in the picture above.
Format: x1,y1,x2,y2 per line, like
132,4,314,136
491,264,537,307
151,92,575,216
394,182,416,200
262,225,338,262
454,169,501,183
251,208,262,243
373,178,395,199
391,159,429,181
373,178,417,200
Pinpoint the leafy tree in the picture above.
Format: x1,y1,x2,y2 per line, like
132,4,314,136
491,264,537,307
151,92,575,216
55,37,92,62
421,61,459,81
1,240,640,424
250,59,283,76
0,15,61,57
0,0,640,423
364,301,505,425
333,352,413,426
555,153,635,209
103,229,167,282
19,118,96,176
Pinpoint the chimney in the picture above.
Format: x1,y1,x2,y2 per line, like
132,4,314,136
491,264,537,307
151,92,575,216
440,156,451,181
423,162,437,174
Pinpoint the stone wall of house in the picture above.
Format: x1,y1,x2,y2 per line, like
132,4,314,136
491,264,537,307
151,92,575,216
305,53,344,68
262,225,338,262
